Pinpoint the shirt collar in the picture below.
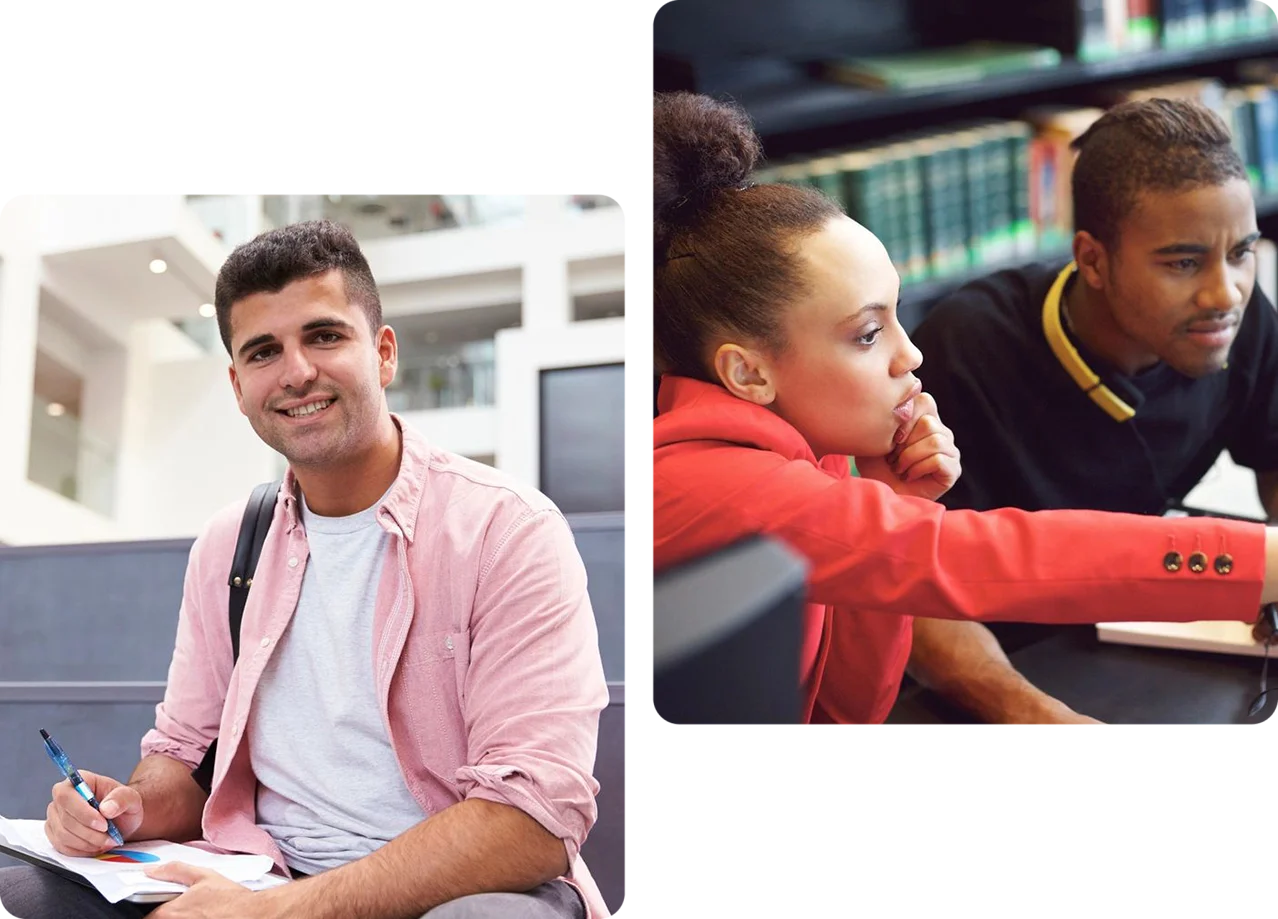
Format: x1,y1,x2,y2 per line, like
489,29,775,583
278,413,430,543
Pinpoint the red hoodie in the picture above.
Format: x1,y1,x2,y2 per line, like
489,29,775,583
654,375,1268,723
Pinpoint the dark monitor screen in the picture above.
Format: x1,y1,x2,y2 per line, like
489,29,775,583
540,363,624,514
654,536,808,724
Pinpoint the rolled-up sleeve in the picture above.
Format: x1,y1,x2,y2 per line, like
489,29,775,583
139,521,235,770
454,507,608,863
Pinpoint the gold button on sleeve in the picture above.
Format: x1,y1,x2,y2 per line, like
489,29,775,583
1213,554,1233,575
1163,551,1183,572
1188,551,1208,574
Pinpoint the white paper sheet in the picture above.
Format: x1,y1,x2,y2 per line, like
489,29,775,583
0,816,285,904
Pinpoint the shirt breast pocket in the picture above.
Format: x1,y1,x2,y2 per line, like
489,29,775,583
397,628,472,785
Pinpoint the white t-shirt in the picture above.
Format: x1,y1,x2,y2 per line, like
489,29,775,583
247,488,425,875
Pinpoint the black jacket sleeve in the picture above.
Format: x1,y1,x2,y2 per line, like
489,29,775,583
1225,287,1278,475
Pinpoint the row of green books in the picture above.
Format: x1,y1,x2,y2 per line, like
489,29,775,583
756,123,1040,287
1221,75,1278,195
762,62,1278,289
1161,0,1277,50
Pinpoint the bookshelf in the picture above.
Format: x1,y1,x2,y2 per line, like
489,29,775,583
897,189,1278,331
655,0,1278,332
897,248,1066,331
742,36,1278,146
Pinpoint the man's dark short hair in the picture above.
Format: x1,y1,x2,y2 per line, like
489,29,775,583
1070,97,1248,249
214,219,382,355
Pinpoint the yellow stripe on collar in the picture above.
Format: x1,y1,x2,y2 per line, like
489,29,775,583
1041,261,1136,423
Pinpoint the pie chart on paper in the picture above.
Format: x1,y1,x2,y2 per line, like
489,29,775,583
95,850,161,864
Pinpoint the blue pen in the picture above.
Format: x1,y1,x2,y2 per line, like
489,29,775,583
39,729,124,846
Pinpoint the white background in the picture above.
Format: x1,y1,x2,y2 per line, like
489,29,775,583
1,2,1273,918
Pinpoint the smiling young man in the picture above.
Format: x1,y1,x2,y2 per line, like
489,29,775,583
0,221,609,918
904,98,1278,723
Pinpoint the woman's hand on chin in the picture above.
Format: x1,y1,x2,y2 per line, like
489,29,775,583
856,391,961,502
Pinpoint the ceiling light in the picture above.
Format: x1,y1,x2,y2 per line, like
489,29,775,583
46,402,65,417
149,258,168,274
199,303,215,318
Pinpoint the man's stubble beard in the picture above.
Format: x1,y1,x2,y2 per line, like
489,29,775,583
251,380,383,469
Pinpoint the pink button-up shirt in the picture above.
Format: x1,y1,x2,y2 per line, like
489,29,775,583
140,417,610,917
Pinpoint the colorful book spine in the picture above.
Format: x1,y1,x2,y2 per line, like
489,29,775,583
915,139,950,279
1078,0,1114,60
1229,0,1247,34
1204,0,1232,40
878,147,907,278
1103,0,1130,52
987,123,1019,264
890,143,930,284
978,127,1001,265
808,156,845,211
1228,0,1245,35
1162,0,1187,48
919,136,968,278
1247,85,1278,193
1184,0,1210,45
1243,93,1265,190
940,142,971,274
1127,0,1158,49
1029,135,1073,252
954,130,989,268
1223,88,1262,191
838,150,893,262
1005,122,1037,258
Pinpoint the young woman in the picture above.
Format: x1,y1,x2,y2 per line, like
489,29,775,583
653,91,1278,724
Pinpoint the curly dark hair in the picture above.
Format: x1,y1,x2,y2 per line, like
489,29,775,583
654,92,841,379
1070,98,1247,249
214,219,382,355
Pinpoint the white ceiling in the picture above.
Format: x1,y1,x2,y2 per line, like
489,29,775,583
41,235,217,324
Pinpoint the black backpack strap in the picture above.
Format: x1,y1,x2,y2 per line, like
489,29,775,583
227,480,280,660
190,479,282,795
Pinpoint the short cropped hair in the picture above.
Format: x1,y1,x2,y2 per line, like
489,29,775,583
1070,98,1247,248
214,219,382,355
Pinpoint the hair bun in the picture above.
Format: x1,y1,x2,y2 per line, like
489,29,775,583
655,92,762,245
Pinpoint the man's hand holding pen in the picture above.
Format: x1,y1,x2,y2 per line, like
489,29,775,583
44,770,144,857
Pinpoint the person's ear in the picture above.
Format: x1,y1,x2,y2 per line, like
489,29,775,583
1073,230,1110,291
228,363,247,417
712,343,776,405
376,325,398,388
